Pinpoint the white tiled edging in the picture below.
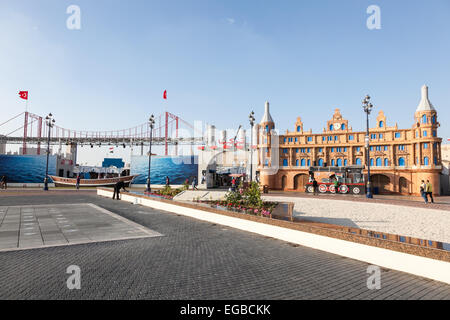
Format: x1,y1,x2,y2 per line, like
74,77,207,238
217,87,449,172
97,188,450,284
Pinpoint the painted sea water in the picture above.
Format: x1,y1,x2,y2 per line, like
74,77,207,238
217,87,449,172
0,155,57,183
130,155,198,185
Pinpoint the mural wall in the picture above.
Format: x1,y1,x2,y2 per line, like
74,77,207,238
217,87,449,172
130,155,198,184
0,155,57,183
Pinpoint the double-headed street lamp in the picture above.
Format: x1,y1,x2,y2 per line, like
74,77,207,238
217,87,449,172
145,115,155,193
362,95,374,199
249,111,255,182
44,113,55,191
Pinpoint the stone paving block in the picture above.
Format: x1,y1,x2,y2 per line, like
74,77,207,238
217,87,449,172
0,203,161,252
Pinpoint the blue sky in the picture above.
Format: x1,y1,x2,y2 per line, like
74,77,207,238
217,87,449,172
1,0,449,164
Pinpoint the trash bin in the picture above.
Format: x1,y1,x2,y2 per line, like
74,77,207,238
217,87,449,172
263,185,269,194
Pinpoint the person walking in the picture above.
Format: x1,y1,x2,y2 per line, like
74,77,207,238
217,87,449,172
420,180,427,203
192,177,198,190
165,176,170,187
312,178,318,195
231,177,236,192
76,174,81,190
113,180,128,200
426,180,434,203
0,175,6,190
333,178,339,193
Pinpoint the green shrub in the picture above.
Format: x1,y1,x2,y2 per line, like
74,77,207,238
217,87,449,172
244,181,263,208
225,189,242,205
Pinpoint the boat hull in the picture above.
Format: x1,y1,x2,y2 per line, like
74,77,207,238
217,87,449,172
49,175,139,188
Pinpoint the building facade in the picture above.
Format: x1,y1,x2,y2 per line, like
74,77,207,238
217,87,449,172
257,85,443,195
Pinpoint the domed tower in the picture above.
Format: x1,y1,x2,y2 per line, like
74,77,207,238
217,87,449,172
258,101,278,188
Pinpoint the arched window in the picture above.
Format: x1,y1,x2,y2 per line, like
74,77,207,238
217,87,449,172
424,157,429,166
295,159,299,166
398,157,405,166
283,159,288,166
422,115,427,124
344,159,348,166
379,121,384,128
297,126,301,132
337,159,343,167
384,158,389,167
318,159,324,166
356,158,362,165
342,124,346,130
301,159,306,167
307,159,311,167
266,125,269,133
331,159,335,166
432,115,436,124
329,124,333,131
370,158,374,166
376,158,382,167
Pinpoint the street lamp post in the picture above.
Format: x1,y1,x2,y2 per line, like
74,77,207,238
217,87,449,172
362,95,374,199
146,115,155,193
248,111,255,182
44,113,55,191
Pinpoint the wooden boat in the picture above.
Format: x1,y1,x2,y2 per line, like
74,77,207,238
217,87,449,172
49,175,139,187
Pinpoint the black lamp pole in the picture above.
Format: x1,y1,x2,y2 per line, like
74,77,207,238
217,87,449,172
362,95,374,199
146,115,155,193
249,111,255,182
44,113,55,191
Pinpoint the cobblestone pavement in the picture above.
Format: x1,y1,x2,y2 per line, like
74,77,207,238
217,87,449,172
0,192,449,300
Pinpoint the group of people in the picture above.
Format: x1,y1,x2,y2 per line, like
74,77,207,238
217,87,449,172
183,177,198,190
420,180,434,204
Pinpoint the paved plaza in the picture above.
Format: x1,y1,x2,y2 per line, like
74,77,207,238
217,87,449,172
0,190,449,300
0,203,161,252
267,195,450,243
176,190,450,242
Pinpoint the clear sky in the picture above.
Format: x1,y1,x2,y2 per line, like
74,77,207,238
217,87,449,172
1,0,449,165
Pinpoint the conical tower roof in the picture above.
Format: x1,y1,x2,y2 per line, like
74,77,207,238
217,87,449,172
260,101,274,124
416,85,435,112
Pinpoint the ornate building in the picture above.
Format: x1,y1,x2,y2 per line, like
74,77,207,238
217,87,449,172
256,85,443,195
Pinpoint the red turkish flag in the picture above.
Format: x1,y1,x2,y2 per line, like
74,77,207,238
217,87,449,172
19,91,28,100
163,90,167,99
